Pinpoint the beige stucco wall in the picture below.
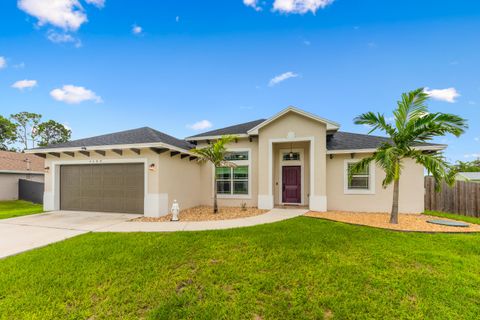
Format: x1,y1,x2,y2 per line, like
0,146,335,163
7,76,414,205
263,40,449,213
326,154,425,213
257,111,327,210
197,138,259,207
157,152,203,213
0,173,44,201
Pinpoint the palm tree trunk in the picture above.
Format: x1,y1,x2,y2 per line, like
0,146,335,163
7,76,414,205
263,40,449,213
213,175,218,214
390,178,400,224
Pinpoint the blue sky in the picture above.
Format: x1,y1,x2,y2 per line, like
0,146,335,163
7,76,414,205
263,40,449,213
0,0,479,161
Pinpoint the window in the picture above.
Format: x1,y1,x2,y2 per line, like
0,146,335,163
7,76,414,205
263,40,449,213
215,151,250,196
347,163,369,189
344,160,375,194
282,152,300,161
225,151,249,161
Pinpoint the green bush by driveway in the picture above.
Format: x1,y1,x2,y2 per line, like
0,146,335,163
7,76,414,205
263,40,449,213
0,217,479,319
0,200,43,220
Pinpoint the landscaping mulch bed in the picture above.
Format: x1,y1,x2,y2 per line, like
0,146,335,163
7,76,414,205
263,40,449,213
133,206,268,222
306,211,480,233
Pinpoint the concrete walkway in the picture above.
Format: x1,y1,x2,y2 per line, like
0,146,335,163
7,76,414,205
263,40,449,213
0,211,141,259
97,208,308,232
0,208,306,259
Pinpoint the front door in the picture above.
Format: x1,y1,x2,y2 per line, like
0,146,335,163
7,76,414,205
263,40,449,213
282,166,301,204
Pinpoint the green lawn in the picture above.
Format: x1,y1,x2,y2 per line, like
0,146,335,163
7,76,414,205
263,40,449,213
0,200,43,219
1,218,480,319
424,210,480,225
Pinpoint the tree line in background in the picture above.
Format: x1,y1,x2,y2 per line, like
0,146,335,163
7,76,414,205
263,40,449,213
0,112,71,152
453,159,480,172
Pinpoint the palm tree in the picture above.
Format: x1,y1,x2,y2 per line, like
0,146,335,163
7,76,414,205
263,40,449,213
190,135,236,213
350,88,467,224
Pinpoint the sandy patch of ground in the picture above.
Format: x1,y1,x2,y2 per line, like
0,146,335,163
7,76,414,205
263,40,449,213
133,206,268,222
305,211,480,233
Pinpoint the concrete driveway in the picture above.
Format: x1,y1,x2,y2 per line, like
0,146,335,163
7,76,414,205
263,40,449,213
0,211,140,259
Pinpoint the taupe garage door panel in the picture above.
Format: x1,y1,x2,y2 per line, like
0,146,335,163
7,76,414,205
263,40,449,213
60,163,144,214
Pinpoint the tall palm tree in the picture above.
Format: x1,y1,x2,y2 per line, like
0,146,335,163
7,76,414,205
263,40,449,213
190,135,236,213
350,88,467,224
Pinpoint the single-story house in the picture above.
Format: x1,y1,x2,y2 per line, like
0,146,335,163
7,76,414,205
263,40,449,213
27,107,444,216
0,150,44,201
455,172,480,182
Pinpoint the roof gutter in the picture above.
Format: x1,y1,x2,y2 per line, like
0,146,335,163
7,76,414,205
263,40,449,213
25,141,195,156
0,170,44,175
185,134,250,141
326,145,447,154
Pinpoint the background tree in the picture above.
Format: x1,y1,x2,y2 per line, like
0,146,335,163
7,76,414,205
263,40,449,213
453,160,480,172
350,88,467,224
10,112,42,150
37,120,71,147
0,116,17,151
190,135,236,213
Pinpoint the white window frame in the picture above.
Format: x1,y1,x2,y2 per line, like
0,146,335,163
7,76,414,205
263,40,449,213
343,159,376,195
214,148,252,199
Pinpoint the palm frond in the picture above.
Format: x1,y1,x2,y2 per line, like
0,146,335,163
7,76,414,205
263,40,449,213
393,88,428,130
410,150,454,191
354,112,396,136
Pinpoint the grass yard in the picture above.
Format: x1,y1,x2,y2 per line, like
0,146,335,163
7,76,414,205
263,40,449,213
424,210,480,225
1,217,480,319
0,200,43,219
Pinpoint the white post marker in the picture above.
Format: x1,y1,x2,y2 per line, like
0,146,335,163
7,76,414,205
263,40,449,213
171,200,180,221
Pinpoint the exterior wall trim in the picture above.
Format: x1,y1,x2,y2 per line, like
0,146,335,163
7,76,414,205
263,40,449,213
265,136,315,210
278,148,305,205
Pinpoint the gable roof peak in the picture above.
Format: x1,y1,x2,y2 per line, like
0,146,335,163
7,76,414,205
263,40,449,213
247,106,340,134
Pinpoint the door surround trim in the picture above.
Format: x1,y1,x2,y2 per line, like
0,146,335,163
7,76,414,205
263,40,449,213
278,148,305,205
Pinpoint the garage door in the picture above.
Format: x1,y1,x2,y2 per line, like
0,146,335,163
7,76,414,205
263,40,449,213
60,163,144,214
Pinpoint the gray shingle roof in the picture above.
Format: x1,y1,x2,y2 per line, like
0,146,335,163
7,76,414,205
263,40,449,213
37,127,195,151
35,124,443,153
327,131,442,150
186,119,267,139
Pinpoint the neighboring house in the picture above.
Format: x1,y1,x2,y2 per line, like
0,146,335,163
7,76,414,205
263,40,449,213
0,150,45,201
455,172,480,182
27,107,444,216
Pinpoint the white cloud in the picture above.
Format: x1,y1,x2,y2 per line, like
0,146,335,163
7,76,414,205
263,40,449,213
424,87,460,103
244,0,262,11
273,0,334,14
11,79,38,90
0,56,6,69
13,62,25,69
50,85,102,104
175,16,180,22
269,71,299,87
475,137,479,142
132,24,143,35
47,30,82,47
468,100,476,105
187,120,213,131
18,0,87,31
464,153,480,159
85,0,105,8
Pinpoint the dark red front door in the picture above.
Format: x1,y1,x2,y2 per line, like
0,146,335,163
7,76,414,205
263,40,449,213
282,166,301,204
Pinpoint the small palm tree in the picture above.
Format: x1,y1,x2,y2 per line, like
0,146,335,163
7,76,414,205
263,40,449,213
350,88,467,224
191,135,236,213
